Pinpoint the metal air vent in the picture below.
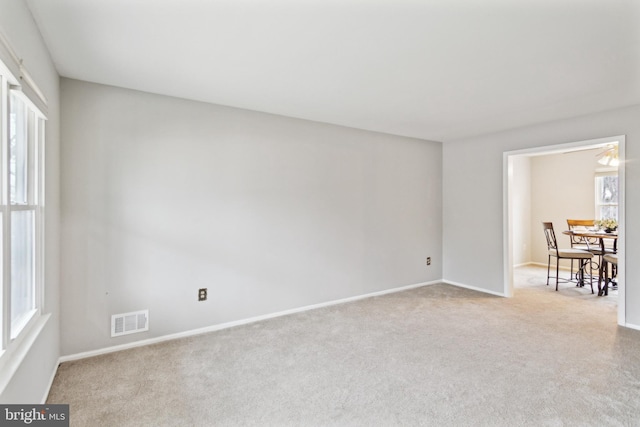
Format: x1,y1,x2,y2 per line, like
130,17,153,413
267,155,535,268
111,310,149,337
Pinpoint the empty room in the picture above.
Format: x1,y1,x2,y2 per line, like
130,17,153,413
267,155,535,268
1,0,639,425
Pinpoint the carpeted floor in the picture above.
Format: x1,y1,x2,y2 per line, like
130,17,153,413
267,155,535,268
47,266,640,426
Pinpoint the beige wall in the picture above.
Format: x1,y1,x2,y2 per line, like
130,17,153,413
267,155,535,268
529,148,610,265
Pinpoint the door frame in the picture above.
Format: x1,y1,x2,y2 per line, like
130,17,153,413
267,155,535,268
503,135,626,325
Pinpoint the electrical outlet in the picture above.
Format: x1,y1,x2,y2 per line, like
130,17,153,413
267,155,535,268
198,288,207,301
426,257,431,266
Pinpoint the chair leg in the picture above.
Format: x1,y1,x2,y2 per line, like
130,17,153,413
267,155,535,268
570,259,575,280
576,260,583,288
574,259,591,292
598,260,611,296
598,259,604,296
569,259,573,280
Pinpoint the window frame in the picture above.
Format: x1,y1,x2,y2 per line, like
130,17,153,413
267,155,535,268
0,63,46,359
594,169,618,221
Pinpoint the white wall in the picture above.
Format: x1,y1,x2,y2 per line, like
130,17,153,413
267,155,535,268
0,0,60,403
511,155,531,266
443,104,640,326
60,79,443,356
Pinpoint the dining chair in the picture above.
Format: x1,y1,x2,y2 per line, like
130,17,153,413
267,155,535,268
598,253,618,296
542,222,594,292
566,219,595,279
566,219,615,279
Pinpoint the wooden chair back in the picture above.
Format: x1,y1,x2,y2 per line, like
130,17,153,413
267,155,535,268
567,219,595,228
566,219,596,246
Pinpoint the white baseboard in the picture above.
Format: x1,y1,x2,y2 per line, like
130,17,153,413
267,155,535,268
442,279,506,297
527,261,576,273
623,322,640,331
59,279,440,363
513,262,532,268
520,261,547,268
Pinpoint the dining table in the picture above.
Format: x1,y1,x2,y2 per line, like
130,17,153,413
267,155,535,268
562,229,618,296
563,229,618,254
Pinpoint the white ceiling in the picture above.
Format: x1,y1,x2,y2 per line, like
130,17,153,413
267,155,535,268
26,0,640,142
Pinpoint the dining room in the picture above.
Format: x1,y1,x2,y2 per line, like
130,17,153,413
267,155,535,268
505,136,623,319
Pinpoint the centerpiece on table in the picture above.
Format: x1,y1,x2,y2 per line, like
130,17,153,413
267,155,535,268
596,218,618,233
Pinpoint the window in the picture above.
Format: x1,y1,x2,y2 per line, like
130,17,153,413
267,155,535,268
0,63,46,352
595,173,618,221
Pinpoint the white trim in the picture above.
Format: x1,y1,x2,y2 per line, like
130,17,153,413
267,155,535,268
529,261,574,273
0,81,47,361
623,322,640,332
521,261,566,270
10,309,38,340
616,138,626,326
0,313,50,396
529,262,548,268
503,152,513,297
17,65,47,107
503,137,617,157
442,280,506,297
10,86,46,120
59,280,439,363
0,28,48,107
513,262,531,269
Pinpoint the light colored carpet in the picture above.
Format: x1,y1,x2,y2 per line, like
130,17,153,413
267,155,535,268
47,266,640,426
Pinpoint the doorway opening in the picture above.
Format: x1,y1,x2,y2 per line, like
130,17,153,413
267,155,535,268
503,135,626,325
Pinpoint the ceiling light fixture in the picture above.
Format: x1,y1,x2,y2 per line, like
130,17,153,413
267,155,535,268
597,144,619,167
